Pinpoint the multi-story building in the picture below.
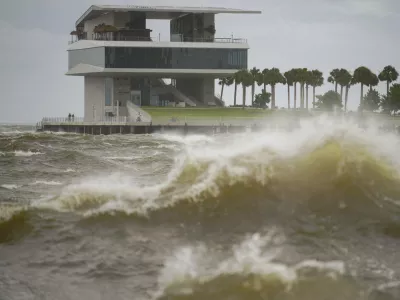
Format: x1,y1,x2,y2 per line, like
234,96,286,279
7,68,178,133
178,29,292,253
67,5,261,122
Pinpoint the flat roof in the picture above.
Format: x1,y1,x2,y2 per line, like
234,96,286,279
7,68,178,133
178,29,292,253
76,5,262,27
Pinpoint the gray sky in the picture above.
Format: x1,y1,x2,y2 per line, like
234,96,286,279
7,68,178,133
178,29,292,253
0,0,399,123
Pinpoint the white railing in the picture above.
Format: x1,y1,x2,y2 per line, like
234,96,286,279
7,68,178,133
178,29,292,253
40,112,400,130
40,116,151,125
68,33,247,45
39,116,268,127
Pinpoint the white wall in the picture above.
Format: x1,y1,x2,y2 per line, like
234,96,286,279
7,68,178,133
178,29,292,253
84,12,115,40
84,77,105,122
113,77,130,117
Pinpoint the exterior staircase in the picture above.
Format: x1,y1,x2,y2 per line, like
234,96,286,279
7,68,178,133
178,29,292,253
152,79,225,107
153,79,198,107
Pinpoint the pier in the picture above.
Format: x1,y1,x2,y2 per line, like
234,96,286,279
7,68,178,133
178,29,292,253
36,114,400,135
37,124,253,135
35,117,261,135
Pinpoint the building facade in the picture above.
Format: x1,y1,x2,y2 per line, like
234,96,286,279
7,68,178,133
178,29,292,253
66,5,261,122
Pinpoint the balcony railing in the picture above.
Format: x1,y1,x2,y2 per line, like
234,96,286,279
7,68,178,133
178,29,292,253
69,32,247,45
182,37,247,43
40,116,147,125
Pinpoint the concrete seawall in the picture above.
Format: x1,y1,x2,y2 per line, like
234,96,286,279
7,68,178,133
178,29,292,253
38,124,257,135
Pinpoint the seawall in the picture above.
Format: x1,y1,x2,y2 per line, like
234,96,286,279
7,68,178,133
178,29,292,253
37,124,260,135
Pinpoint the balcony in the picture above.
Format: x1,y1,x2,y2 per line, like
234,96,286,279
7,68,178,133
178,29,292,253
69,31,247,45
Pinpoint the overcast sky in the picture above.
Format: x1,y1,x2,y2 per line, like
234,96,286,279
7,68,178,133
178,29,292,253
0,0,399,123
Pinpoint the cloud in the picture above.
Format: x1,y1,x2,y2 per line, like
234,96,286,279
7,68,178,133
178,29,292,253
0,20,83,123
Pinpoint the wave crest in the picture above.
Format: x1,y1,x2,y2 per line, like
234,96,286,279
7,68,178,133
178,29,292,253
35,119,400,221
0,204,31,243
154,232,359,300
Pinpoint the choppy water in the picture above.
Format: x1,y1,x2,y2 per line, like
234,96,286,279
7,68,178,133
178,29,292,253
1,117,400,300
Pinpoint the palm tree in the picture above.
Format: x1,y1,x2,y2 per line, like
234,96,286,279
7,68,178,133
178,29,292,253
260,68,270,92
327,69,341,93
378,65,399,99
297,68,308,109
226,76,234,93
222,76,234,104
249,67,260,104
268,68,286,109
239,70,253,109
336,69,352,111
309,70,324,109
353,66,374,111
233,71,242,106
290,68,300,109
336,69,352,106
305,70,313,109
369,73,379,91
284,70,294,109
218,78,228,102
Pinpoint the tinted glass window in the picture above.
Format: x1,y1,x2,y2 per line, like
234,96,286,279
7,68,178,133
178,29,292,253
105,47,247,69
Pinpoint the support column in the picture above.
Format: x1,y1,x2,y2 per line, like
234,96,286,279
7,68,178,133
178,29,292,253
84,77,106,122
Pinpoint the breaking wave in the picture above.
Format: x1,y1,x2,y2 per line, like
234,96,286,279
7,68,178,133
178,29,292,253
0,204,31,243
32,117,400,224
154,232,361,300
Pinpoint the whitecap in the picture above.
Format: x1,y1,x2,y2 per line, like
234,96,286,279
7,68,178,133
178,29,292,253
1,184,19,190
31,180,63,186
105,156,136,161
13,150,43,157
155,231,348,298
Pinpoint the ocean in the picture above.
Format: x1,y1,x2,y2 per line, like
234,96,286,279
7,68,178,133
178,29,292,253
1,117,400,300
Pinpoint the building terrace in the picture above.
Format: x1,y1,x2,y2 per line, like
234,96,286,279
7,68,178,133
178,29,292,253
69,5,259,44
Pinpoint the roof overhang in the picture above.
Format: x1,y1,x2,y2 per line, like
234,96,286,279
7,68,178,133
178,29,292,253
76,5,262,27
66,64,238,78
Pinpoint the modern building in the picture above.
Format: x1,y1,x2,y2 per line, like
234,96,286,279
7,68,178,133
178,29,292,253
67,5,261,122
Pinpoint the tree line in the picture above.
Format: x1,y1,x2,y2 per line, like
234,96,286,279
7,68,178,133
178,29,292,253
218,66,400,114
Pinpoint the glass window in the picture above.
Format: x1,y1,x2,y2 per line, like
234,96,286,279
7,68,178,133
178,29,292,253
105,47,247,70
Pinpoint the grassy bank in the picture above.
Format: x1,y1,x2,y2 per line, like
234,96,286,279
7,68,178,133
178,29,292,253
141,107,274,118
